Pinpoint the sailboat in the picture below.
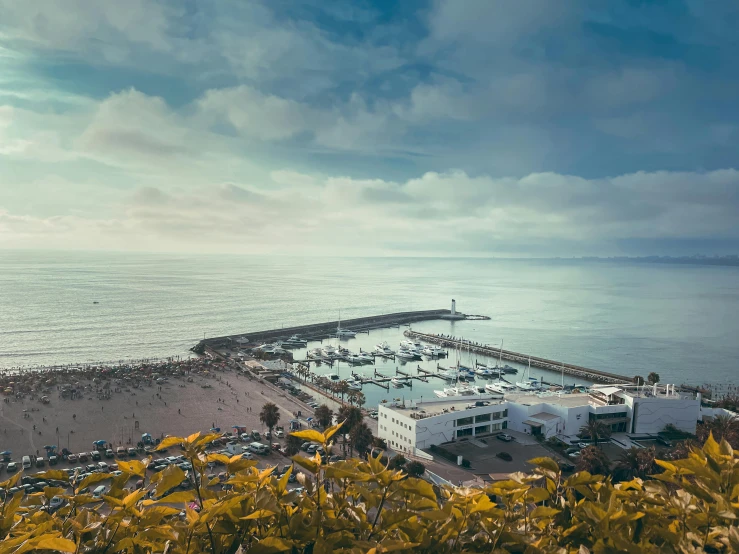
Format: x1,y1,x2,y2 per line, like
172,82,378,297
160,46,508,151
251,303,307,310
336,311,356,339
516,357,541,391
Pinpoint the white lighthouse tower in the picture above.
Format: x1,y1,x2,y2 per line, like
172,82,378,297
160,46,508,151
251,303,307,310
451,299,456,315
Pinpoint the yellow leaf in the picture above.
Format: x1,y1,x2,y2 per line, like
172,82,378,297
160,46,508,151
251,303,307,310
117,459,147,477
292,454,320,474
242,509,276,520
323,421,344,442
527,457,561,473
75,472,113,494
123,489,146,509
147,490,197,505
289,429,325,444
530,506,560,518
250,537,294,554
0,470,23,490
35,537,77,552
156,436,184,450
186,431,202,445
154,465,187,497
277,466,292,494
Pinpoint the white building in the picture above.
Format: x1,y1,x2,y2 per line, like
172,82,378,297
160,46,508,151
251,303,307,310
378,383,703,452
378,400,509,453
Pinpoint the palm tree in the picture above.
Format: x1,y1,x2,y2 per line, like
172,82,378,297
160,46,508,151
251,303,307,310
349,421,374,457
580,419,612,447
614,447,656,481
633,375,645,386
647,372,660,385
259,402,281,435
576,446,610,476
354,391,366,408
314,404,333,428
347,389,358,405
700,415,739,447
336,381,350,402
337,404,364,454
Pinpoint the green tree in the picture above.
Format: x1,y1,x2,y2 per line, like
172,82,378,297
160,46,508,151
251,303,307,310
647,372,660,384
336,380,350,401
349,421,374,457
314,404,333,429
576,445,610,475
633,375,645,385
579,419,612,447
259,402,281,434
405,460,426,477
284,434,303,456
337,404,363,433
354,390,366,408
698,414,739,447
614,446,656,481
388,454,407,470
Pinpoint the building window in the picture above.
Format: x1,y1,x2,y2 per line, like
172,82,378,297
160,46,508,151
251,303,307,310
493,412,501,420
491,422,502,431
503,409,508,417
457,416,474,426
474,425,490,435
475,414,491,423
503,421,508,429
457,428,473,438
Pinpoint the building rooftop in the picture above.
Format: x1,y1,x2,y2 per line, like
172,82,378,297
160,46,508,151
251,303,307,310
504,391,593,408
530,411,561,421
384,398,506,418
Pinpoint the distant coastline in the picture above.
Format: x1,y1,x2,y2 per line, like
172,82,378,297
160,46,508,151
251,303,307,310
569,255,739,267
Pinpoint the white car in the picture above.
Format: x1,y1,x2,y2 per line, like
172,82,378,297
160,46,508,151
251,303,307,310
274,430,284,438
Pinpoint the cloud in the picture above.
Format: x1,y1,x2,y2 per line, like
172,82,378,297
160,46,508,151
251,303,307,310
2,167,738,256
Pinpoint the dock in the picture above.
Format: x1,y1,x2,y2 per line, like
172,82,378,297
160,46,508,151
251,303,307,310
404,330,631,384
193,308,480,353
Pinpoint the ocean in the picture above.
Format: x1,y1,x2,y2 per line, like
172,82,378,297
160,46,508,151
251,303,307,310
1,250,738,397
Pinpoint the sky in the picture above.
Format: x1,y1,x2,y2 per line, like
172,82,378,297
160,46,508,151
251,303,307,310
1,0,738,257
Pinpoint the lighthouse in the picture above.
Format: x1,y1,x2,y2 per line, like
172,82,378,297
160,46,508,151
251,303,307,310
451,299,456,315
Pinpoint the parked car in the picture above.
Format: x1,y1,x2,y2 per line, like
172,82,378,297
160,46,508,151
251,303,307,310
577,442,588,449
116,447,126,457
127,448,137,457
251,430,261,440
49,496,65,512
91,451,101,461
274,430,284,439
78,453,88,463
6,462,18,473
35,457,45,467
92,485,107,499
98,462,108,471
496,434,514,442
66,454,78,463
48,456,58,466
569,451,582,459
264,431,271,440
105,449,114,458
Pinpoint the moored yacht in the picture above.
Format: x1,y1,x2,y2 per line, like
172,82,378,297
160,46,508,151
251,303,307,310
395,348,417,361
486,382,517,394
391,377,404,388
374,342,395,356
356,351,373,364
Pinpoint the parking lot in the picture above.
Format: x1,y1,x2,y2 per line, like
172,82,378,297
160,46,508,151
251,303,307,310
436,432,567,477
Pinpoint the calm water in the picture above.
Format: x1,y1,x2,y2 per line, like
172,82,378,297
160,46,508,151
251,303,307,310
1,250,737,396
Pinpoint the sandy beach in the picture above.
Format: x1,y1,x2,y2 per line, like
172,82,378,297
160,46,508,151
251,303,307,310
0,358,339,462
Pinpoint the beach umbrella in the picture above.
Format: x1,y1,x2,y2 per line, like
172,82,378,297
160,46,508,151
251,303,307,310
0,450,11,456
44,445,55,450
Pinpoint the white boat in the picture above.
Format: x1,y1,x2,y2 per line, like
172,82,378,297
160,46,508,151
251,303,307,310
422,345,446,357
345,353,362,364
307,348,323,359
281,335,307,347
474,367,494,377
400,339,422,351
336,329,356,339
433,386,477,398
356,351,373,363
395,349,417,361
328,373,340,381
374,342,395,356
516,357,542,391
344,379,362,390
485,382,516,394
390,378,404,388
437,369,459,381
321,345,341,360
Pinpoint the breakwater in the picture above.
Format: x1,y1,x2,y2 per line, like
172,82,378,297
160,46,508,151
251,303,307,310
194,309,467,351
404,330,632,385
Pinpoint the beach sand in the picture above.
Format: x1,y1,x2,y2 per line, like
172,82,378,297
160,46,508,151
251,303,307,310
0,365,324,461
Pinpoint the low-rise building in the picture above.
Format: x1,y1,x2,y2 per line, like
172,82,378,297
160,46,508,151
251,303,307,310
378,383,703,453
